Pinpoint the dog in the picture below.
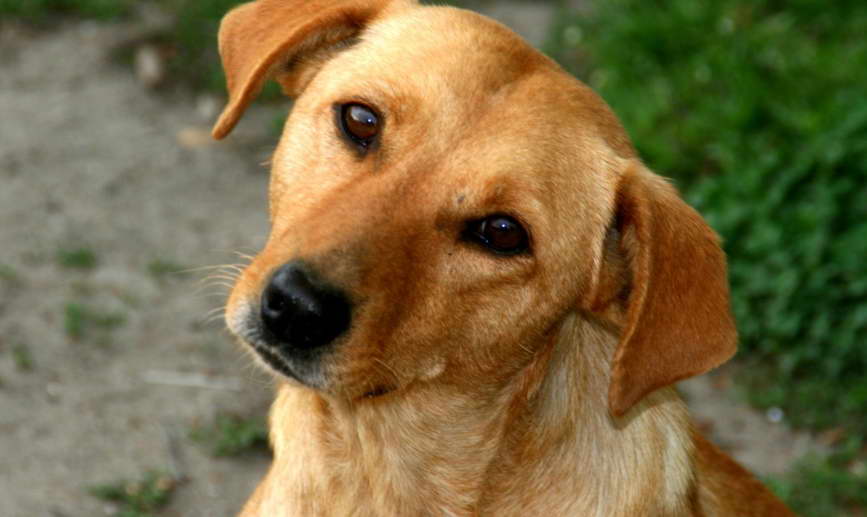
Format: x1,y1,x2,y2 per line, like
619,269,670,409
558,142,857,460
211,0,794,515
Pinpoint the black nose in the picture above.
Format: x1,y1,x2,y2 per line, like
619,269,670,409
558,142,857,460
260,262,351,351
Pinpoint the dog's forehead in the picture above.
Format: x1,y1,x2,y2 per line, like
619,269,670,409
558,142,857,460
365,7,545,82
350,7,559,113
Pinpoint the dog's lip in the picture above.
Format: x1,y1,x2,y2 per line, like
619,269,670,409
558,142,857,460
250,342,307,384
251,336,397,400
232,326,310,386
360,385,395,400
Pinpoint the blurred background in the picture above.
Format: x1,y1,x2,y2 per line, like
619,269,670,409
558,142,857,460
0,0,864,515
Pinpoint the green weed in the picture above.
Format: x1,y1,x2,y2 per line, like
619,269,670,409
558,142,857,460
89,471,177,517
12,343,34,372
57,247,98,270
190,414,269,457
64,302,126,340
0,264,17,281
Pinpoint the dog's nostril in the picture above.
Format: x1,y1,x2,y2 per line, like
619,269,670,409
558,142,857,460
262,290,284,315
260,262,351,351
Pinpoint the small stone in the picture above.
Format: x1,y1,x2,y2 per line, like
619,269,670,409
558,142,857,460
135,43,165,89
766,407,784,424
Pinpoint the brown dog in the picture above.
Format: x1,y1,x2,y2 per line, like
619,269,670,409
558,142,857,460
212,0,793,515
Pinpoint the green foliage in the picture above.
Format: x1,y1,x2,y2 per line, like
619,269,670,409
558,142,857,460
190,414,269,457
766,438,867,516
57,247,98,270
550,0,867,435
0,264,18,284
0,0,130,19
89,471,177,517
12,343,34,372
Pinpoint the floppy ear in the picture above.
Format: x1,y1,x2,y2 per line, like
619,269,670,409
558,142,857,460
593,162,737,417
211,0,412,139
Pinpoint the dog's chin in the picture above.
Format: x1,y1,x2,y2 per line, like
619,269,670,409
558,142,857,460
228,312,399,401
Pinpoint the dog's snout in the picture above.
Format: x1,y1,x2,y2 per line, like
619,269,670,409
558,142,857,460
260,262,351,351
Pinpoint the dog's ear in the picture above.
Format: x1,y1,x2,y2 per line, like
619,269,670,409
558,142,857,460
591,162,737,417
211,0,412,139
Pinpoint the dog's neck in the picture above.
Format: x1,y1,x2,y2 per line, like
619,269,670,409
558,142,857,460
264,315,695,516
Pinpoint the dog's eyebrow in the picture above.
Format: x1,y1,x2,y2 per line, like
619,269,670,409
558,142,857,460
284,36,363,73
331,36,362,52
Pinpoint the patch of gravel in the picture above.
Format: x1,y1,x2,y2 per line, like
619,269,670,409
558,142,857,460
0,7,821,517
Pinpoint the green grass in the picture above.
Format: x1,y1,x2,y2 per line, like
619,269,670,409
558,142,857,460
0,264,17,280
57,247,98,270
89,471,177,517
64,302,126,340
0,264,20,288
12,343,34,372
190,414,269,457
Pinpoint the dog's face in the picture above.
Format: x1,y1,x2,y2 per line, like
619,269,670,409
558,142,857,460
215,0,737,415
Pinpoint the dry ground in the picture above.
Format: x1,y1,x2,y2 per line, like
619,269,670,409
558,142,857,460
0,6,820,516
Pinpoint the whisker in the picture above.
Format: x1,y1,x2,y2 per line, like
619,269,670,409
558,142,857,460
232,250,256,262
198,274,238,284
203,313,228,325
176,263,244,274
200,280,235,289
193,286,229,300
200,306,227,321
200,274,239,283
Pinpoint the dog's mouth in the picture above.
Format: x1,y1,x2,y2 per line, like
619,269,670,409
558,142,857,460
361,385,395,400
250,342,303,382
251,339,399,401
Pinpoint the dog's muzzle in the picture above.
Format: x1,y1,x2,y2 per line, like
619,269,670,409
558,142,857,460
259,261,352,355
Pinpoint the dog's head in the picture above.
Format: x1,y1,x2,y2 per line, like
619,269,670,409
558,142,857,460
214,0,736,417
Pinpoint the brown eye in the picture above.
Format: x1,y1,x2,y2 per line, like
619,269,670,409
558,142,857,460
339,103,380,147
464,215,530,255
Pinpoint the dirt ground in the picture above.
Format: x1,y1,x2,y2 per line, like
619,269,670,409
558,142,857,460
0,6,821,517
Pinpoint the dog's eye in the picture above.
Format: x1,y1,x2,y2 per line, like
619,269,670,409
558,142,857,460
339,103,380,147
464,215,530,255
